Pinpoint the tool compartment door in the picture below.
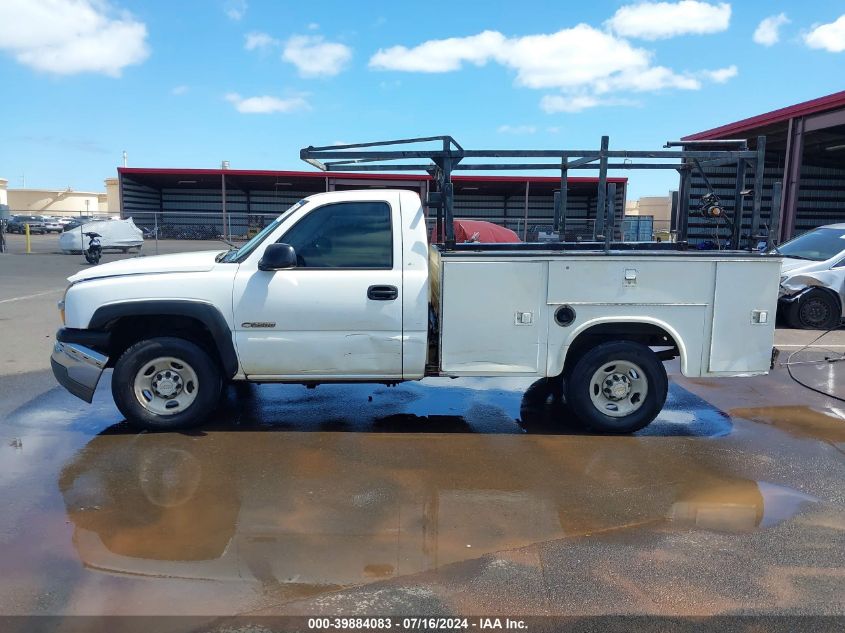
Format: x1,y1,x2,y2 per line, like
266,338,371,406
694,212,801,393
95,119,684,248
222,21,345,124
709,260,780,373
440,260,546,375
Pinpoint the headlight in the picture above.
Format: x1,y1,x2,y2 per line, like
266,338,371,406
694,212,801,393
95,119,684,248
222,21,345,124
58,284,71,324
780,275,787,285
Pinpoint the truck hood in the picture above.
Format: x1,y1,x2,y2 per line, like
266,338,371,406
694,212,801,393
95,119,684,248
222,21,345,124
68,250,226,283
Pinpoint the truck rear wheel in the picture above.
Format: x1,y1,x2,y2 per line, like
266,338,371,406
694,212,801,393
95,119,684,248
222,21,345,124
565,341,667,434
112,337,221,431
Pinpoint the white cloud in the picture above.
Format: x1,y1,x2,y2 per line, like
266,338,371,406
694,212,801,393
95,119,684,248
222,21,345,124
0,0,149,76
307,22,320,31
224,0,247,20
369,25,736,113
370,30,506,72
540,95,642,113
541,95,601,113
225,93,310,114
497,125,537,134
702,65,737,83
282,35,352,77
593,66,701,93
804,15,845,53
245,31,279,51
606,1,731,40
171,85,189,95
753,13,789,46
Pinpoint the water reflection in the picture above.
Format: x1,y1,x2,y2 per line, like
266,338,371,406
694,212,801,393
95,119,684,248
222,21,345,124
59,428,814,588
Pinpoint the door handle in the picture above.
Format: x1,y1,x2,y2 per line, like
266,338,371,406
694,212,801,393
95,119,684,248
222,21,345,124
367,285,398,301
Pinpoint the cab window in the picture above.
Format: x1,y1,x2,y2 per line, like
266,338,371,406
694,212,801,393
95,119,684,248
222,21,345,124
279,201,392,269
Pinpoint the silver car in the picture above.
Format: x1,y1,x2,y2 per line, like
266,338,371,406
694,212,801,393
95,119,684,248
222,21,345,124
39,216,63,233
776,223,845,330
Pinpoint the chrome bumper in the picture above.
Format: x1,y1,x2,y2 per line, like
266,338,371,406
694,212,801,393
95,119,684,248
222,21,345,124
51,342,109,403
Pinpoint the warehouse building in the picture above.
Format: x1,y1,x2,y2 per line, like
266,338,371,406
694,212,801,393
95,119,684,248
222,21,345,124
681,90,845,246
0,177,121,216
117,168,627,242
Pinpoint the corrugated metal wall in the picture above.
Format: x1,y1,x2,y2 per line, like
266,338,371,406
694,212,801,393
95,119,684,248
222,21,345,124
686,160,845,245
122,174,627,242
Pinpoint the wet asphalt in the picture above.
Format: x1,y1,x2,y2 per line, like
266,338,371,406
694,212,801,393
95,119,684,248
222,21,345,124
0,238,844,618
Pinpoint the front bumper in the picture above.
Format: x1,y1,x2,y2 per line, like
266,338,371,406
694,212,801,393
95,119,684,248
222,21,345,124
51,341,109,403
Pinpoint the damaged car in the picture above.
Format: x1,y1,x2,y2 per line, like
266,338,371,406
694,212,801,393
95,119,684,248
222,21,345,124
776,223,845,330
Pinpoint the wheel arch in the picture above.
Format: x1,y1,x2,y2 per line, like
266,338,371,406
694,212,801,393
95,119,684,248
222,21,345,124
89,300,239,378
552,316,687,378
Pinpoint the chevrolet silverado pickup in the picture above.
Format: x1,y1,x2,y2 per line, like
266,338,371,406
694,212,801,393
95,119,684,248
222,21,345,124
52,189,781,433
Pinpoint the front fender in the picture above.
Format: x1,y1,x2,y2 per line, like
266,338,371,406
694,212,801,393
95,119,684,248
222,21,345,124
89,300,240,378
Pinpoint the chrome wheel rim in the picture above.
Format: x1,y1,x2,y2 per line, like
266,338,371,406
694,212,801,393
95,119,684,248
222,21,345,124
589,360,648,418
133,356,199,416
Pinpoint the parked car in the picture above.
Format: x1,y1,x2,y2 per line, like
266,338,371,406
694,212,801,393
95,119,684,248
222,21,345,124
7,215,46,234
39,216,63,233
58,218,144,254
52,189,781,434
775,223,845,330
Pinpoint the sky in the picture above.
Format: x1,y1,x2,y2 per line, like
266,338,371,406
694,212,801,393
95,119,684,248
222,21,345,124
1,0,844,200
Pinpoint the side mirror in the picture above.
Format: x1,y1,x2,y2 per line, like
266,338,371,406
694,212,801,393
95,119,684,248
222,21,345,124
258,243,297,271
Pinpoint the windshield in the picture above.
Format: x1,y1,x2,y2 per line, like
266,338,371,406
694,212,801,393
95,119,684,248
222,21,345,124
218,200,308,263
774,227,845,262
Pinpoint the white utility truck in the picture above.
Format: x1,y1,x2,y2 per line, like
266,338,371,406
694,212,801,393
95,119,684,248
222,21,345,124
52,186,781,433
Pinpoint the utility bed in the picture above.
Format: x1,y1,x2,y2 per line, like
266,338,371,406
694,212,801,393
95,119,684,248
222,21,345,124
430,245,780,379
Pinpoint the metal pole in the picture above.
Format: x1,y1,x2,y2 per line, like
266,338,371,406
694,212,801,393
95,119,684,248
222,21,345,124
221,172,228,242
769,181,783,247
605,182,616,251
557,159,568,239
596,136,609,250
780,118,802,243
731,159,746,249
677,167,691,243
156,187,163,255
522,180,530,241
749,135,767,251
782,118,804,242
442,137,456,249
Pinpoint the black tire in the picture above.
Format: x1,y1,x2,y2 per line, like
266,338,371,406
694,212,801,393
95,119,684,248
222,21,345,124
565,341,668,434
788,290,841,330
522,377,564,407
112,337,221,431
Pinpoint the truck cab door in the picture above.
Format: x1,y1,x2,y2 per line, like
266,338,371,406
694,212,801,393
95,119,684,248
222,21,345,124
232,200,403,379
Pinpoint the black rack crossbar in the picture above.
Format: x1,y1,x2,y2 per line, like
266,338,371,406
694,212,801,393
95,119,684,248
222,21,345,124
300,135,767,251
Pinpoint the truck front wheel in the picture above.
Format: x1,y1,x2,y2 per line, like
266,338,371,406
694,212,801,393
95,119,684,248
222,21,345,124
112,337,222,431
565,341,667,434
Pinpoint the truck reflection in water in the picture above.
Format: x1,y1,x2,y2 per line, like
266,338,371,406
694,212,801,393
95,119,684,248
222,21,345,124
59,422,815,589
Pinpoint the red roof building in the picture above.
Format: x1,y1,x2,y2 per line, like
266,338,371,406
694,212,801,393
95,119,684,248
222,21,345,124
117,167,627,242
683,90,845,242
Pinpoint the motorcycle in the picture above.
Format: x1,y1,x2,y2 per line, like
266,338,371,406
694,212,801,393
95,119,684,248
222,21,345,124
84,231,103,265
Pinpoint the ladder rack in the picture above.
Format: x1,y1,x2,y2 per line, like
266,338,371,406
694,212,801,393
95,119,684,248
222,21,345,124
301,135,767,251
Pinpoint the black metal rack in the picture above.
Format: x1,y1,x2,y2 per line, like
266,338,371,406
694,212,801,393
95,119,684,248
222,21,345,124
300,135,769,252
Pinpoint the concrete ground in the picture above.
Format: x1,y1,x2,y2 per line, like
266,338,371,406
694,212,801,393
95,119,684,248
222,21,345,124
0,235,843,621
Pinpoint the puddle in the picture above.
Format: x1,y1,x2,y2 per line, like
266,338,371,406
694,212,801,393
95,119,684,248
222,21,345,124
729,405,845,446
0,376,815,603
58,429,814,589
